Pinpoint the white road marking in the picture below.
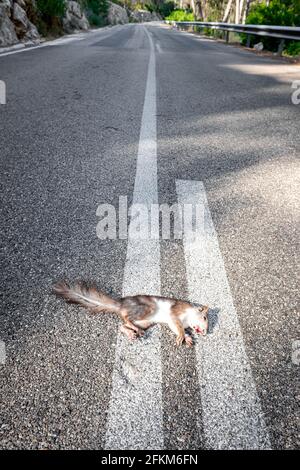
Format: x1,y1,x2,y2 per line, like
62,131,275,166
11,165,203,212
156,43,162,54
47,37,85,45
0,27,122,58
0,43,25,54
0,38,84,58
176,179,271,450
0,340,6,365
104,27,164,450
0,43,48,57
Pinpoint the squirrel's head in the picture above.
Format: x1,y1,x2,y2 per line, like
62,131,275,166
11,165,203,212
190,305,209,336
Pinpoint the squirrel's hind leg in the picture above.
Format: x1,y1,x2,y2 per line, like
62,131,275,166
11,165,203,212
119,319,145,340
120,324,139,341
125,319,145,337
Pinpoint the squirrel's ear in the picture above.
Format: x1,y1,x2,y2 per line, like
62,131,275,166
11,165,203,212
199,305,209,313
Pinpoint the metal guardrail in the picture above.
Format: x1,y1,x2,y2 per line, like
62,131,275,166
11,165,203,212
166,21,300,42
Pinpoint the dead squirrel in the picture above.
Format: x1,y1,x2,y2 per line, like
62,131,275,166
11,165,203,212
53,281,209,347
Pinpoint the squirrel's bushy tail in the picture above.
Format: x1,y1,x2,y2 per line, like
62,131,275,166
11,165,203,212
53,281,121,315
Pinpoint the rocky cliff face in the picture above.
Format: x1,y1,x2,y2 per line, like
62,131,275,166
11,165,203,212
0,0,39,47
0,1,18,46
130,9,161,23
63,1,89,34
13,1,39,40
0,0,90,47
107,2,128,26
0,1,161,49
107,4,161,26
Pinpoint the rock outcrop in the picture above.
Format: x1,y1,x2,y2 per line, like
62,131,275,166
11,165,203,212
151,11,161,21
130,9,161,23
13,1,39,41
0,1,18,46
63,1,89,34
0,0,39,47
0,2,161,49
107,1,128,26
0,0,91,48
253,42,264,52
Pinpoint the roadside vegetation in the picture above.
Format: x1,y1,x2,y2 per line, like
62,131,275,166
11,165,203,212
35,0,67,36
81,0,109,27
165,9,195,22
243,0,300,55
165,0,300,58
126,1,176,18
13,0,300,57
33,0,109,36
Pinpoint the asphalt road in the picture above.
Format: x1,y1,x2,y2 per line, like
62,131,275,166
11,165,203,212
0,23,299,450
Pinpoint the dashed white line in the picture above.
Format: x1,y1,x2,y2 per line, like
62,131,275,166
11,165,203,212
104,26,164,450
176,179,271,450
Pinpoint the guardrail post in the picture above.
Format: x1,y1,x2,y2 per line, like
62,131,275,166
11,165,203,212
225,31,229,43
277,39,285,56
246,34,251,48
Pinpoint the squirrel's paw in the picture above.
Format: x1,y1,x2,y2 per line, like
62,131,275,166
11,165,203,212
185,336,193,347
176,334,185,347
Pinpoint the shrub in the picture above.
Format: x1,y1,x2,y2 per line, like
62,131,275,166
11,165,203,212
158,2,175,19
165,9,195,22
284,40,300,56
87,12,103,26
35,0,66,36
241,0,300,52
36,0,66,18
132,2,145,11
81,0,109,27
145,3,155,13
82,0,108,17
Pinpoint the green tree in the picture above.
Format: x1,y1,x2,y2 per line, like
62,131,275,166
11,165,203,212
80,0,109,27
159,2,176,18
81,0,109,17
165,9,195,21
35,0,66,35
36,0,66,18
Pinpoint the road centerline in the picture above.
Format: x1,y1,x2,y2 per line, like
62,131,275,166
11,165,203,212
104,26,164,450
176,179,271,450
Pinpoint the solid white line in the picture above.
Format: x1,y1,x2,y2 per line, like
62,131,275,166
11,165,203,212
176,179,271,450
0,37,86,57
0,43,46,58
0,27,122,58
0,40,85,58
0,43,25,54
104,27,163,450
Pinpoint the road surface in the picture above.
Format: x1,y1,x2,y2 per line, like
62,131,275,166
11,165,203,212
0,23,299,450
